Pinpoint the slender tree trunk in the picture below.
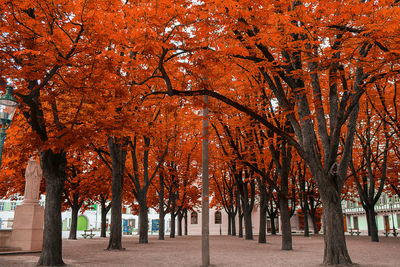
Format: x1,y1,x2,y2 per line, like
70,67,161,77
303,205,310,237
38,149,67,266
69,204,79,240
367,207,379,242
100,202,109,238
159,211,165,240
139,202,148,244
227,213,232,235
321,190,352,265
107,137,127,250
258,205,267,243
231,213,236,236
270,215,277,235
170,213,176,238
238,212,243,238
177,212,183,236
158,173,165,240
184,210,188,235
310,213,318,234
280,196,292,250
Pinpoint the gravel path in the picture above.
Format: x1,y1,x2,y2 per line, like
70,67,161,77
0,235,398,266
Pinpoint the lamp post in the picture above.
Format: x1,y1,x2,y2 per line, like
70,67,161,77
0,86,19,169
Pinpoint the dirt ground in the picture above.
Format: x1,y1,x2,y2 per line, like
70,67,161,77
0,234,398,267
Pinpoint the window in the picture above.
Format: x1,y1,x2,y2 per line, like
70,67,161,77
0,202,4,211
191,212,198,224
10,202,16,211
215,211,222,224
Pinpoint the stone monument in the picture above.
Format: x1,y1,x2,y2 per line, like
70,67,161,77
10,157,44,251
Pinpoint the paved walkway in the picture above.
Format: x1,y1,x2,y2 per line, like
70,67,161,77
0,235,398,266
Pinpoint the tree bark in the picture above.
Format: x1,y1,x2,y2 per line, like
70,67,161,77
184,210,188,235
303,206,310,237
158,173,165,240
170,213,176,238
258,204,267,243
231,213,236,236
367,207,379,242
280,196,292,250
321,190,352,265
177,212,183,236
38,149,67,266
100,199,111,238
243,209,253,240
139,202,149,244
270,216,277,235
68,204,79,240
238,212,243,238
106,136,127,250
227,213,232,235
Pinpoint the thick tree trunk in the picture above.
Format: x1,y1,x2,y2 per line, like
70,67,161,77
321,191,352,265
184,211,188,235
38,149,67,266
107,137,127,250
367,207,379,242
258,205,267,243
177,212,183,236
280,196,292,250
139,203,149,244
68,204,79,240
170,213,176,238
243,209,253,240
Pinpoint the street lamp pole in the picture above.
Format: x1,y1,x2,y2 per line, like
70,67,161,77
202,95,210,267
0,86,18,169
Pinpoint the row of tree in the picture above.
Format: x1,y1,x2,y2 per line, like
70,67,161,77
0,0,400,266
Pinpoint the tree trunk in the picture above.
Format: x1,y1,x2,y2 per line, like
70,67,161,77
177,212,183,236
184,211,188,235
227,213,232,235
159,211,165,240
303,206,310,237
365,208,371,236
270,215,277,235
258,205,267,243
68,204,79,240
310,213,318,234
100,200,110,238
107,137,127,250
38,149,67,266
243,209,253,240
321,191,352,265
170,213,176,238
238,212,243,238
139,202,149,244
231,213,236,236
280,196,292,250
367,207,379,242
158,173,165,240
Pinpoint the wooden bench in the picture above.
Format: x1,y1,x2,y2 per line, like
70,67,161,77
81,229,95,239
383,228,398,237
349,228,361,236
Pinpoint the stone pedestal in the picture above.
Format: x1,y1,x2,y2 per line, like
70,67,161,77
10,203,44,251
